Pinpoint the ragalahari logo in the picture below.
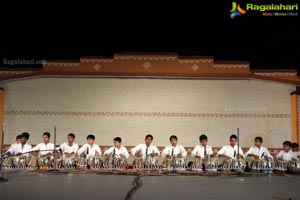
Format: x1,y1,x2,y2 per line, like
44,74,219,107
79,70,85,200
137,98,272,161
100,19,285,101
230,2,246,19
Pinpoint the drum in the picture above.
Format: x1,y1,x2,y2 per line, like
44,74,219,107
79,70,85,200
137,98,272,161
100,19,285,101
38,155,54,168
288,161,300,173
2,157,13,168
87,156,103,169
165,157,185,169
275,160,288,171
106,157,126,168
27,155,38,168
192,158,203,169
218,157,245,171
133,157,143,169
62,154,76,169
144,156,158,168
205,157,218,172
76,156,87,167
13,155,28,168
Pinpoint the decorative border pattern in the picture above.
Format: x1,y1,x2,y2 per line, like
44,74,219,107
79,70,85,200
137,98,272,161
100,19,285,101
5,110,290,118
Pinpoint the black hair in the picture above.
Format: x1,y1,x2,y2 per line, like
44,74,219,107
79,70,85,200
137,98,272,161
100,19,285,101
199,134,208,141
230,134,237,140
21,132,30,140
291,143,299,149
87,134,95,140
145,134,153,140
169,135,178,141
68,133,75,139
254,136,263,143
283,141,292,147
43,132,50,138
16,135,22,140
114,137,122,143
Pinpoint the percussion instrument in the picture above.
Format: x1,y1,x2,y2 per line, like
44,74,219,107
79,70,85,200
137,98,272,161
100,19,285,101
37,154,55,168
144,156,158,169
165,156,186,169
204,157,218,172
191,157,203,170
275,160,288,171
288,160,300,173
218,157,245,171
2,156,13,168
62,154,76,169
13,155,28,168
104,156,126,168
87,155,103,169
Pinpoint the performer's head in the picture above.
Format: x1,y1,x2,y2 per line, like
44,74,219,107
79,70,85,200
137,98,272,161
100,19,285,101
86,134,95,145
169,135,178,147
43,132,51,144
20,132,30,144
16,135,22,143
282,141,292,152
144,134,153,146
291,143,299,152
67,133,75,144
113,137,122,148
254,136,263,148
229,134,237,147
199,134,208,147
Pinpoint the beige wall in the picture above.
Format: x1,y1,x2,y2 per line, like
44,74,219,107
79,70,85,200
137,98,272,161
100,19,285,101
0,77,295,148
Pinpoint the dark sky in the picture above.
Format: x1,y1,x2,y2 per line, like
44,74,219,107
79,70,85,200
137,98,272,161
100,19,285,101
0,1,299,70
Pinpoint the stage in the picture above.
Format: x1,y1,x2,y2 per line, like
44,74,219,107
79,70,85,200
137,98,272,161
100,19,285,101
1,170,300,200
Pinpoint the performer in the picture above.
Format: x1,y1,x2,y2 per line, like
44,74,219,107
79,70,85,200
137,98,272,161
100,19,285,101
6,135,22,156
59,133,79,168
29,132,55,167
191,134,213,158
131,134,160,168
291,143,300,160
245,136,272,159
77,134,102,169
217,134,245,169
3,134,23,167
103,137,129,168
162,135,187,168
276,141,293,161
245,136,273,171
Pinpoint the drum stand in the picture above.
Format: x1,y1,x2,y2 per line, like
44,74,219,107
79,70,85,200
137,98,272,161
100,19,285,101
1,124,8,182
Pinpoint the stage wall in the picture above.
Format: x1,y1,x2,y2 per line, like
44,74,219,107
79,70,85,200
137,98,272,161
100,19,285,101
0,77,295,148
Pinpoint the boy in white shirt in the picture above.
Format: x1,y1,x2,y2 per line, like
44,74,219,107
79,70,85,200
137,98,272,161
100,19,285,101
162,135,187,168
218,134,245,169
104,137,129,168
30,132,55,167
245,136,272,159
77,134,102,169
191,134,213,158
245,136,273,170
291,143,300,161
131,134,160,168
3,135,22,167
60,133,78,157
276,141,294,161
60,133,78,168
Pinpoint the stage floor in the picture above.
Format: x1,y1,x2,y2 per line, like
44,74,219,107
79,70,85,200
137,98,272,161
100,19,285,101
1,172,300,200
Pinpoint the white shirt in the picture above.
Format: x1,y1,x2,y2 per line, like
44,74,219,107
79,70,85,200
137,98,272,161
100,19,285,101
191,144,213,158
245,146,273,159
77,144,102,159
104,146,129,158
292,151,300,161
162,144,187,158
131,144,160,159
30,143,55,157
276,150,294,161
217,145,244,159
7,143,32,157
60,142,79,156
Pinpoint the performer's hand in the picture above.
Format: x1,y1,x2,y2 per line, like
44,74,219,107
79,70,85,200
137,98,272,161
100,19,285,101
195,155,201,158
177,153,182,158
253,155,259,160
104,154,110,160
95,152,100,156
225,156,232,160
135,153,142,158
166,155,171,159
119,154,125,158
17,153,22,156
